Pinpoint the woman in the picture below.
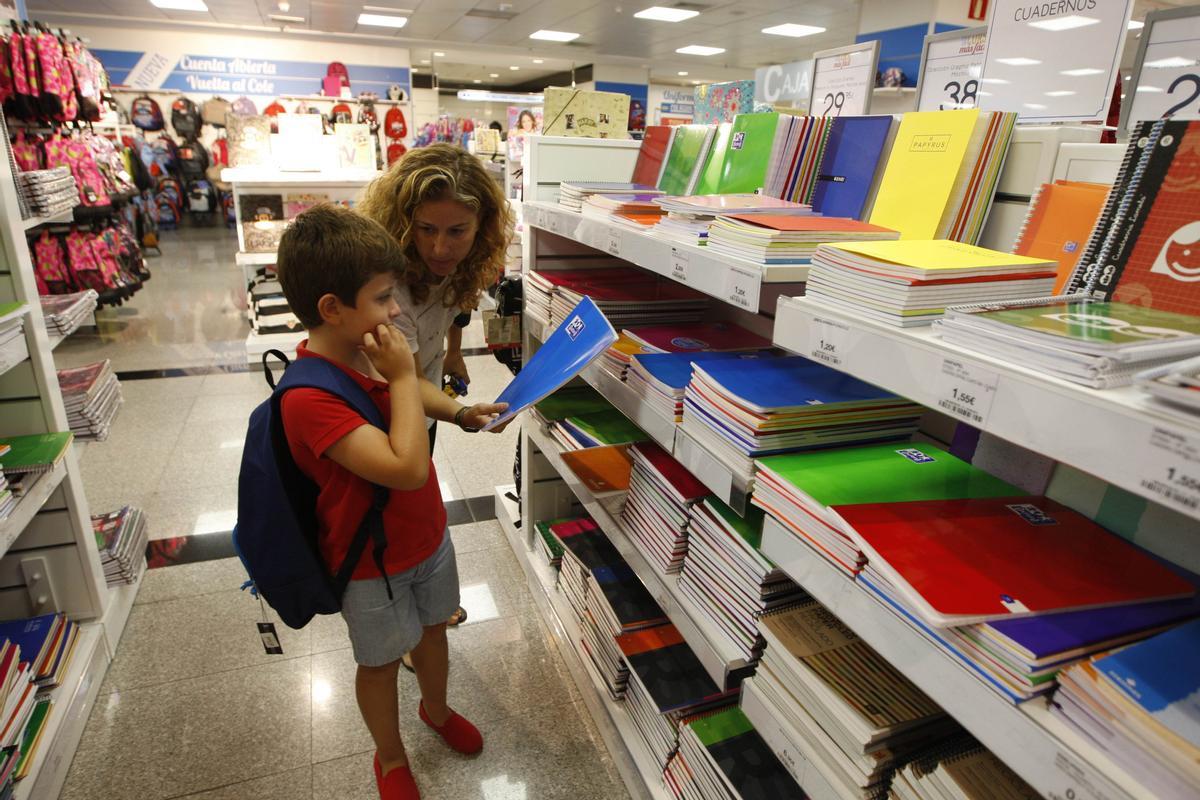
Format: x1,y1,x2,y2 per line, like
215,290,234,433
358,143,514,642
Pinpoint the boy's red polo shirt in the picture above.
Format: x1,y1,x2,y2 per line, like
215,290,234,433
280,342,446,580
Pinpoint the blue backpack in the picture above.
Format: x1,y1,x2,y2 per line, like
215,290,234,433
234,350,393,630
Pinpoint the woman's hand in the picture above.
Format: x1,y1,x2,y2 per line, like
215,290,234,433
443,351,470,388
458,402,510,432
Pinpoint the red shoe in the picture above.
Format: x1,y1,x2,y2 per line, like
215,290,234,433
419,701,483,755
373,753,421,800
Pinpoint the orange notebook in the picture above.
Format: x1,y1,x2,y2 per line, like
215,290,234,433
560,444,633,495
1014,180,1109,295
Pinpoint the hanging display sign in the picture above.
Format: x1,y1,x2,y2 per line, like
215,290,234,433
915,26,988,112
754,59,814,107
977,0,1135,123
1121,6,1200,134
808,41,879,117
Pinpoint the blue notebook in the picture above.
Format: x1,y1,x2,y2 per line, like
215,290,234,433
0,613,59,669
691,355,901,413
810,115,896,220
1096,618,1200,749
635,351,776,392
485,296,616,431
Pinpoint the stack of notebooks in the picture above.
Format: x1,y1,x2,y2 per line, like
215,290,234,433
248,272,302,337
0,304,23,363
678,499,805,663
39,291,97,340
581,193,665,224
92,506,149,585
530,385,613,429
17,167,78,218
706,215,899,267
699,113,832,200
616,623,739,769
598,333,656,382
806,240,1058,327
652,195,811,248
764,114,835,204
658,124,718,196
753,442,1020,577
665,706,805,800
57,361,123,441
558,181,661,212
628,351,777,423
14,696,52,783
549,409,645,452
533,519,567,570
889,737,1039,800
0,432,73,497
1012,180,1109,295
622,442,710,575
752,601,956,799
524,268,709,332
1137,354,1200,417
601,322,769,386
0,471,13,522
0,613,77,692
935,297,1200,388
868,109,1017,244
1051,619,1200,800
809,115,898,221
680,356,923,489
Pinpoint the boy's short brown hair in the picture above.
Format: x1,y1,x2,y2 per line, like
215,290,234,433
276,204,405,329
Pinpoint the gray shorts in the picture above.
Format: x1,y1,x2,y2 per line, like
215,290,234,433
340,530,460,667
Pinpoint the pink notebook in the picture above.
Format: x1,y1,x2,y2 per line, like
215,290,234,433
623,322,772,353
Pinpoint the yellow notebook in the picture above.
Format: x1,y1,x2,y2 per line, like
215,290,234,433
830,239,1055,272
869,110,981,240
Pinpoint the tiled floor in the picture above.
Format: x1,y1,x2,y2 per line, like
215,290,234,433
56,225,630,799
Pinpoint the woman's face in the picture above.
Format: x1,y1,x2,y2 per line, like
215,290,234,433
412,198,480,278
520,114,534,131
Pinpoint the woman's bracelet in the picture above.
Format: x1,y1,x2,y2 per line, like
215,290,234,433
454,406,477,432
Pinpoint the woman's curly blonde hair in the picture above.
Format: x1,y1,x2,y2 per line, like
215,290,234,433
358,143,513,310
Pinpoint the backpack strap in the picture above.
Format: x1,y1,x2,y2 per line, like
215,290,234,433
274,356,396,600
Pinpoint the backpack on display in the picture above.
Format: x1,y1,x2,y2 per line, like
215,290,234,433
63,38,101,122
323,62,350,97
32,230,71,294
34,30,76,121
187,179,215,215
386,141,406,167
131,94,164,131
331,102,352,124
155,176,184,227
65,228,116,298
177,139,209,179
384,107,406,139
201,96,231,128
234,351,392,630
231,96,258,116
11,131,42,171
171,97,203,138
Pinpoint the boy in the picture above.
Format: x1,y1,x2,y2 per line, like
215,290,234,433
275,205,505,800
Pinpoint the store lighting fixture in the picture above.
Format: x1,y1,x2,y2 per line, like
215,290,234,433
761,23,825,37
358,12,408,27
1145,56,1198,69
434,51,446,57
420,59,430,64
1061,67,1104,76
1128,19,1144,30
634,6,699,22
676,45,724,56
489,72,499,77
269,13,304,22
510,65,520,70
1044,90,1076,96
277,0,289,10
150,0,208,10
1027,15,1099,31
532,58,544,64
474,79,482,83
530,29,580,42
996,57,1041,66
677,71,688,76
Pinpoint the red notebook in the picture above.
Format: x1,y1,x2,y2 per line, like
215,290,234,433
835,496,1196,628
632,441,709,502
632,126,673,187
622,322,772,353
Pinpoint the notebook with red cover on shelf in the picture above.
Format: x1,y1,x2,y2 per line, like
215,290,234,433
631,441,710,503
632,125,673,187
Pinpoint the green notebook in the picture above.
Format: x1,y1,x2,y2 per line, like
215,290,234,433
694,122,732,196
0,432,73,475
0,302,26,327
949,299,1200,351
564,409,645,446
534,386,612,421
702,496,764,551
15,696,51,779
757,442,1019,507
658,124,713,195
720,113,781,194
534,519,567,562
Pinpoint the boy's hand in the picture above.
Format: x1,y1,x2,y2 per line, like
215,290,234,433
460,402,510,432
362,324,415,383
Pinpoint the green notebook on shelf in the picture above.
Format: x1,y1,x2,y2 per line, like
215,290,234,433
14,696,52,780
719,113,781,194
0,302,26,328
757,442,1020,507
534,386,613,421
563,409,645,446
704,496,765,551
658,124,714,196
694,122,733,196
0,432,74,476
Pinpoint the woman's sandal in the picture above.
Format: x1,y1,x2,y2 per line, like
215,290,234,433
401,607,468,673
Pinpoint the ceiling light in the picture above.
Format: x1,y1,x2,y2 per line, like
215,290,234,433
761,23,826,37
1145,56,1198,69
150,0,208,10
676,45,725,56
677,71,688,76
357,12,408,27
1061,67,1104,76
691,80,701,85
996,57,1041,66
1027,15,1099,31
411,67,418,72
634,6,699,22
420,59,430,64
532,58,544,64
490,73,499,78
269,13,304,22
530,29,579,42
434,51,445,57
510,65,520,70
1044,90,1076,96
1128,19,1144,30
277,0,289,9
474,79,482,83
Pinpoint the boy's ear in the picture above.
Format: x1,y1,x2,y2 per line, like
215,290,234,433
316,293,343,325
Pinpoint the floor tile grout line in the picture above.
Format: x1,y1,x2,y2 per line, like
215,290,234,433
158,763,315,800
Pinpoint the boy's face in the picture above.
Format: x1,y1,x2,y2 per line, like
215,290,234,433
412,199,479,278
333,273,402,339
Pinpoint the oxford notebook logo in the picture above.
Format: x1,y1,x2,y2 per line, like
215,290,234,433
895,448,935,464
565,315,585,340
731,132,746,150
1006,504,1058,526
1150,220,1200,283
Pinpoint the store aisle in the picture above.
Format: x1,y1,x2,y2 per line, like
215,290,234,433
58,227,630,800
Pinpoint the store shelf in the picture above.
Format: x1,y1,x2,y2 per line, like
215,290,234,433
759,514,1151,800
497,484,671,800
14,623,108,800
0,327,30,376
245,329,305,364
99,555,146,660
220,167,381,186
872,86,917,95
0,462,67,561
525,423,753,689
672,428,750,515
739,676,846,800
580,363,678,452
21,209,75,230
235,252,277,267
522,201,806,313
774,296,1200,521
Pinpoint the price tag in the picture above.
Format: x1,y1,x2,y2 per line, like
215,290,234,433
724,266,760,311
670,248,689,282
1122,8,1200,133
808,317,853,367
916,27,987,113
1139,427,1200,515
934,358,999,427
810,41,878,117
606,229,621,257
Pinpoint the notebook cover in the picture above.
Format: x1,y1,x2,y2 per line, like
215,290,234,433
953,299,1200,347
691,708,801,800
633,351,777,391
829,239,1052,272
724,214,898,235
533,386,611,421
0,614,59,672
811,115,896,220
836,497,1197,626
594,567,669,630
633,125,673,186
759,442,1019,507
550,517,623,570
691,355,901,413
700,497,765,552
659,125,712,195
1094,618,1200,749
0,433,73,472
1013,182,1109,295
869,109,980,239
616,624,726,712
695,122,733,195
563,410,645,446
632,441,710,501
623,322,772,352
543,87,631,139
720,113,781,195
694,81,755,126
561,444,633,493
